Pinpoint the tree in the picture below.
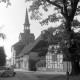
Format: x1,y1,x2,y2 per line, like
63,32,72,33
26,0,80,75
0,27,6,66
29,52,40,71
0,0,11,7
0,33,6,40
0,47,6,66
41,20,80,75
36,56,46,68
42,21,80,75
29,59,37,71
29,47,48,70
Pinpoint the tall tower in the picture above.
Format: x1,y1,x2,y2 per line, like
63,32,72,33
23,8,30,33
19,7,35,44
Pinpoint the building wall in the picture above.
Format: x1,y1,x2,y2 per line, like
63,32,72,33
22,55,29,70
46,52,72,73
6,59,12,67
46,52,63,72
37,44,72,72
11,47,16,66
15,55,29,70
15,59,19,68
16,57,23,68
63,61,72,73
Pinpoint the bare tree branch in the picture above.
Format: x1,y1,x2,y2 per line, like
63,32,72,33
69,0,79,21
63,0,68,16
46,0,62,9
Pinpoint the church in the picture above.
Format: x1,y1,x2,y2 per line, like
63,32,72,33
11,8,35,70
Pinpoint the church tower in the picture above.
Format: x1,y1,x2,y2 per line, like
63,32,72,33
23,8,30,34
19,7,35,45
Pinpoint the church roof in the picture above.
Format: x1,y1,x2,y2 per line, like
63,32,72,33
12,41,25,57
12,41,25,48
17,35,43,58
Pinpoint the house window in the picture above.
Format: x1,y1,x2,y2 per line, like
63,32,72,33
52,54,57,61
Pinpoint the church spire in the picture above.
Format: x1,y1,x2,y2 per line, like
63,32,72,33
24,8,30,32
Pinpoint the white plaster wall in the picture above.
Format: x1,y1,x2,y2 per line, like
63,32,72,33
23,55,29,70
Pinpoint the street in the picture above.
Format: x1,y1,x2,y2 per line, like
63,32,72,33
0,72,36,80
0,69,45,80
0,69,80,80
0,69,66,80
0,71,38,80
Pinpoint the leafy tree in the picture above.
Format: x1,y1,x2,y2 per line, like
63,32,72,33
29,47,48,70
0,0,11,7
35,46,48,56
41,21,80,75
36,56,46,68
29,59,37,71
35,47,48,68
0,33,6,40
29,52,40,71
0,27,6,66
26,0,80,75
29,52,40,61
0,47,6,66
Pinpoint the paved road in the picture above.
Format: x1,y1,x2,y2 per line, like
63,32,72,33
0,70,39,80
0,69,80,80
0,69,66,80
0,72,29,80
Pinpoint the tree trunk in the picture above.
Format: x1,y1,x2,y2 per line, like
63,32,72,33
63,1,80,76
70,61,80,76
65,21,80,76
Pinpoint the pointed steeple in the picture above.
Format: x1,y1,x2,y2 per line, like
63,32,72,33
24,8,30,32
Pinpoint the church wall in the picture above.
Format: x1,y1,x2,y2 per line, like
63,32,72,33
22,55,29,70
15,58,21,68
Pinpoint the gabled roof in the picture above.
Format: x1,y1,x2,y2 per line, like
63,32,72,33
12,41,26,57
12,41,25,48
17,35,42,58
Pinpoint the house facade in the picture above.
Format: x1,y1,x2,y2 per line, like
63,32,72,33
37,45,72,73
